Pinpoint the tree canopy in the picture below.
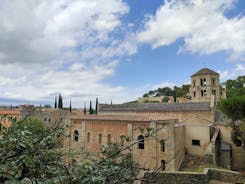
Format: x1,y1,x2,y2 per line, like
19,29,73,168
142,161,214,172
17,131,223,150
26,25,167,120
0,118,65,183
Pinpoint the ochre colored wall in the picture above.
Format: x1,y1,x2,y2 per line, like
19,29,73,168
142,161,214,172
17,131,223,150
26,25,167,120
184,125,211,156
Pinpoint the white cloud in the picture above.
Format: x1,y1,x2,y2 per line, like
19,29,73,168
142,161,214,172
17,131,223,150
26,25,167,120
0,0,138,107
218,64,245,81
137,0,245,61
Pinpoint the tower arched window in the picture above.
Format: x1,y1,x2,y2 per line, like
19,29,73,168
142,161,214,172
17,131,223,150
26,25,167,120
138,135,144,149
74,130,79,142
87,132,90,143
107,134,111,143
99,133,102,144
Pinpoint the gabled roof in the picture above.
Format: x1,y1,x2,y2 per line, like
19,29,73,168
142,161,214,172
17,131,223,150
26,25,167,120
191,68,219,77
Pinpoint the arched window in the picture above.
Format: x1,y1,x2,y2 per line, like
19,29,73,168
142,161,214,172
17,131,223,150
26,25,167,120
74,130,79,142
99,133,102,144
138,135,144,149
87,132,90,143
107,134,111,143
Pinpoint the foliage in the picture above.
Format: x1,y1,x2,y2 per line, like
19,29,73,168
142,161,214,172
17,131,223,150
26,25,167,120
218,96,245,148
54,96,57,108
70,100,72,112
0,118,66,183
58,93,63,109
226,76,245,98
143,85,190,101
71,143,139,184
95,98,98,115
84,103,86,115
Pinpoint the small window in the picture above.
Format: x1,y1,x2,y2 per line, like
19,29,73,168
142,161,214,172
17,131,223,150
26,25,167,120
98,133,102,144
212,89,216,95
211,78,215,86
160,141,165,152
203,78,206,86
44,117,47,121
193,91,196,97
193,80,196,87
204,90,207,96
192,140,200,146
74,130,79,142
201,90,204,97
87,132,90,143
48,118,51,122
138,135,144,149
107,134,111,143
161,160,166,171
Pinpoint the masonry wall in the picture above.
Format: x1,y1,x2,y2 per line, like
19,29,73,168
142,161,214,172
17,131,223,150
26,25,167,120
218,125,245,170
184,124,211,156
142,168,245,184
174,125,185,170
65,118,178,171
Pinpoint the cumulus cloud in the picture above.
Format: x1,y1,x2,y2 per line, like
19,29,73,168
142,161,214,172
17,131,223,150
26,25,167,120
137,0,245,61
0,0,138,107
218,64,245,81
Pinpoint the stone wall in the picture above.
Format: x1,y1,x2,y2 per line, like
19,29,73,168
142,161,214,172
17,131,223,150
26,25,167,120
142,168,245,184
142,171,207,184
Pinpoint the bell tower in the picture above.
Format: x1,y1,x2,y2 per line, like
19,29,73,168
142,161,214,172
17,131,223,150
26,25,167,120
190,68,220,102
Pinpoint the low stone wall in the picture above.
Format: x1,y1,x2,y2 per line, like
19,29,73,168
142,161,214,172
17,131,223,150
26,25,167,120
142,168,245,184
142,171,207,184
208,168,245,183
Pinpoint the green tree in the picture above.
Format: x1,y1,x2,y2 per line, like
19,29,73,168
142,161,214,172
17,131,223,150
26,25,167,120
95,98,98,115
58,93,63,109
89,100,93,114
69,99,72,112
84,103,86,115
226,76,245,98
0,118,66,183
54,96,57,108
218,96,245,148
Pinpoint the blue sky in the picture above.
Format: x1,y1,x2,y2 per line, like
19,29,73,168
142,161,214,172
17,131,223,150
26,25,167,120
0,0,244,107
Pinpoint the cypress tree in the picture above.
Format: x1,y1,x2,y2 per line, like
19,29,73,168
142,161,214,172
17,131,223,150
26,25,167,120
69,99,72,112
84,103,86,115
95,98,98,115
58,93,63,109
89,100,92,114
54,96,57,108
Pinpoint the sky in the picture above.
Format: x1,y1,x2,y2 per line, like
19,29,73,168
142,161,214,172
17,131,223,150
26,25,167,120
0,0,244,107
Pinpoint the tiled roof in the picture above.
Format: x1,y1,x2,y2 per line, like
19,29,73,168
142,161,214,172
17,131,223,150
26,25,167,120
0,110,20,115
191,68,219,77
98,102,211,112
70,114,177,122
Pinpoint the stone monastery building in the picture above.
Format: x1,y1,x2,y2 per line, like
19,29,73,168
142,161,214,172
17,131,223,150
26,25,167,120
63,68,243,171
1,68,244,171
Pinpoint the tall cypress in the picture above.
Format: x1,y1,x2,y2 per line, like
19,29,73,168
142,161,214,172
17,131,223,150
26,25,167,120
89,100,92,114
58,93,63,109
84,103,86,115
95,98,98,115
69,99,72,112
54,96,57,108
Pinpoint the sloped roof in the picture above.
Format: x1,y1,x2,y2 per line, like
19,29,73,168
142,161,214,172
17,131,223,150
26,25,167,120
99,102,211,112
70,114,177,122
191,68,219,77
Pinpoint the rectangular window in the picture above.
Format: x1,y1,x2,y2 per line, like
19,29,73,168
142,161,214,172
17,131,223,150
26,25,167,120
192,140,200,146
161,160,166,171
161,142,165,152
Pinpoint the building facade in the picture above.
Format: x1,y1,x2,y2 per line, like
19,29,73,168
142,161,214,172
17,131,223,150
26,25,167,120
190,68,220,102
